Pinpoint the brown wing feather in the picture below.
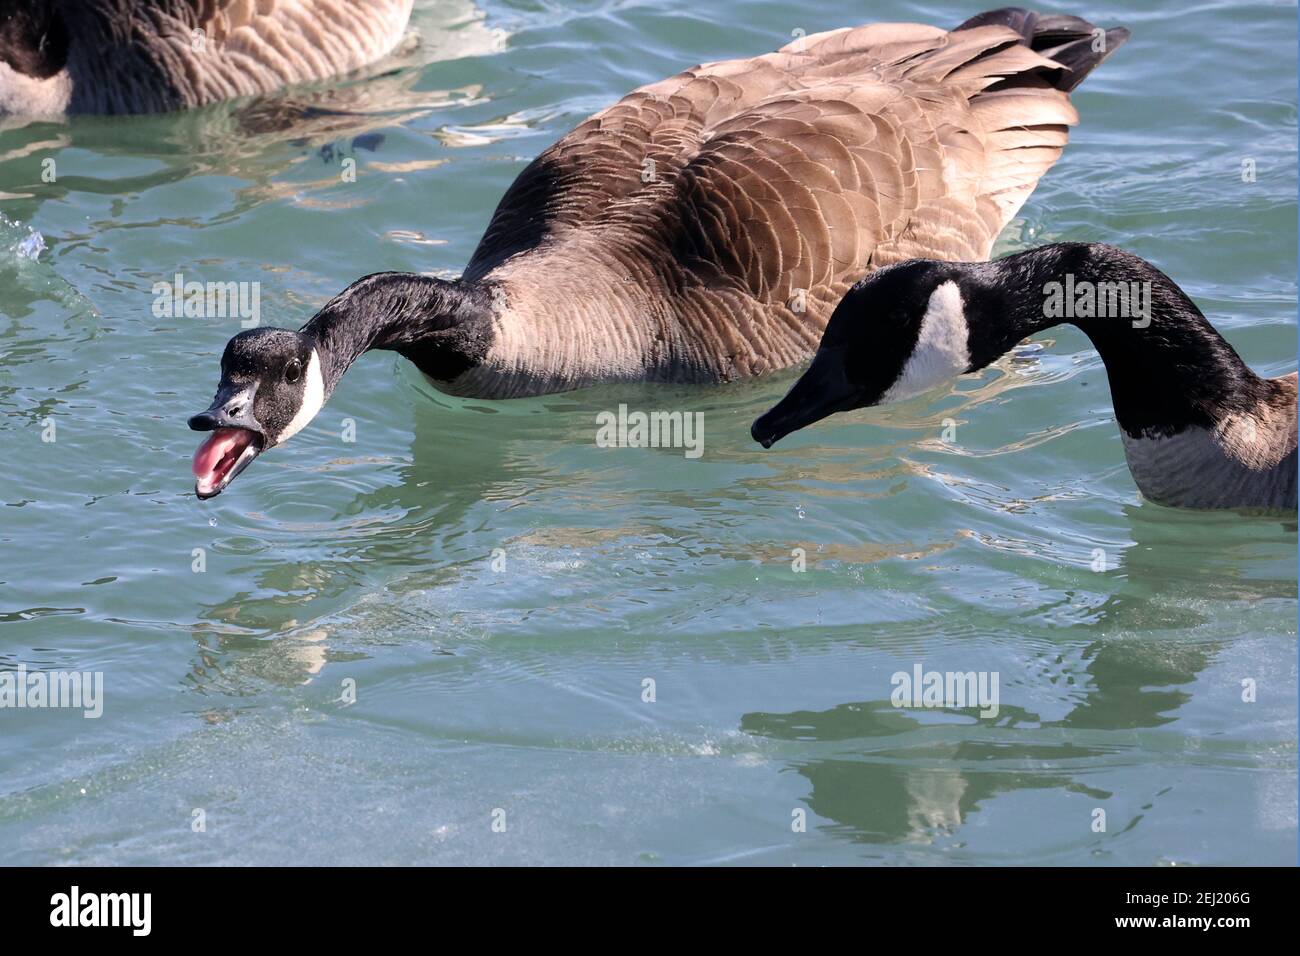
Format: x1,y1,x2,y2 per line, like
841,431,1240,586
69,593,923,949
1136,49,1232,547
467,12,1126,382
469,20,1097,276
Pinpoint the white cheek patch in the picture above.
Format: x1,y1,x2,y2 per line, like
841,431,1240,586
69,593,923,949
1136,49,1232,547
881,280,971,403
277,349,325,443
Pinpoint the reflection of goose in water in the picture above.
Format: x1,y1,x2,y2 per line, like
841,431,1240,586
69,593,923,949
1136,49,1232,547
738,500,1296,847
740,700,1111,845
738,638,1274,848
739,679,1175,846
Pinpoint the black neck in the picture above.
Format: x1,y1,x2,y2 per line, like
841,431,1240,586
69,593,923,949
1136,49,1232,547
961,243,1266,438
300,273,491,392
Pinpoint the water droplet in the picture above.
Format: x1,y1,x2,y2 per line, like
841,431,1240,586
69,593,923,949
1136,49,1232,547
2,213,45,260
15,230,45,260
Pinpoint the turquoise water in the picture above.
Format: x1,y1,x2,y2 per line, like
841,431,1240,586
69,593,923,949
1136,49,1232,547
0,0,1296,865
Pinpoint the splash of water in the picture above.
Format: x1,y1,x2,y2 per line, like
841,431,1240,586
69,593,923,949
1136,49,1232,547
1,212,45,261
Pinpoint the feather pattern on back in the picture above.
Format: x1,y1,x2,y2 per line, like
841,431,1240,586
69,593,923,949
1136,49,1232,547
460,10,1127,393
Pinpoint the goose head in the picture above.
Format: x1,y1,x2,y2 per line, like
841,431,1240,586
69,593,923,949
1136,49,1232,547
752,260,973,446
188,328,324,499
185,272,492,500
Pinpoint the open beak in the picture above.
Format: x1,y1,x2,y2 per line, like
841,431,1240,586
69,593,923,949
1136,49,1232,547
188,383,265,499
751,347,866,448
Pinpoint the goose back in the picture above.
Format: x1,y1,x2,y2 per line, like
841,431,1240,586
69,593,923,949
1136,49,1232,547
456,12,1128,396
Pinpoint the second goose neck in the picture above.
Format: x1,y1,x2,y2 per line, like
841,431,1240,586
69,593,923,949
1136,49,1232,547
968,243,1267,439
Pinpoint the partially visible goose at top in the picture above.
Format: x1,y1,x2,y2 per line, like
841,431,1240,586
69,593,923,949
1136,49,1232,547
752,243,1298,511
188,7,1129,498
0,0,413,115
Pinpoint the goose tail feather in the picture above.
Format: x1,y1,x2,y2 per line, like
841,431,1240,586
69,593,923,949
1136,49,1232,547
957,7,1130,92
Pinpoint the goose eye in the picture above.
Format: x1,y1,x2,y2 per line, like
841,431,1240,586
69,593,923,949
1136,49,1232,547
284,360,302,384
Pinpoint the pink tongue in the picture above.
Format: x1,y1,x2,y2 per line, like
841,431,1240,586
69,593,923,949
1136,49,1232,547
193,427,253,487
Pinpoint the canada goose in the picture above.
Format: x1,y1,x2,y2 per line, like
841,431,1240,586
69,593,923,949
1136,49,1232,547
0,0,413,115
751,243,1299,511
188,7,1128,499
